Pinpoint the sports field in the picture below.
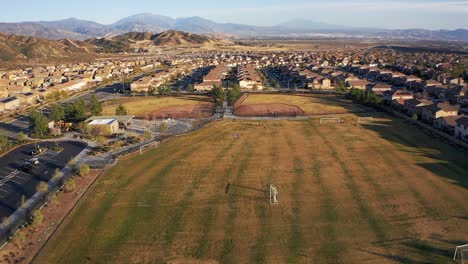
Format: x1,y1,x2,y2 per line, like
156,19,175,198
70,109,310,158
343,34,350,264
235,94,368,117
35,115,468,263
102,95,214,119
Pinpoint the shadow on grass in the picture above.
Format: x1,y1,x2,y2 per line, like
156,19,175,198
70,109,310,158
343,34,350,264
362,118,468,190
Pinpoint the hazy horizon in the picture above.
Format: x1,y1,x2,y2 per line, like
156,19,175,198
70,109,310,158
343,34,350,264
2,0,468,30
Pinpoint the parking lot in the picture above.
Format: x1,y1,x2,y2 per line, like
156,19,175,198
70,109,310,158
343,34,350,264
0,141,87,219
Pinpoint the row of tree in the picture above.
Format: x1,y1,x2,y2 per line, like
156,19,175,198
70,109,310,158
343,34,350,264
348,88,382,105
48,94,103,123
211,83,242,107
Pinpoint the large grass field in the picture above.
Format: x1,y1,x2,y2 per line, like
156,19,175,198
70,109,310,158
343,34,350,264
35,114,468,263
102,95,214,118
236,94,368,116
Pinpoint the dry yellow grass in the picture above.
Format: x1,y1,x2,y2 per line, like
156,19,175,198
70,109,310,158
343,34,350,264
239,94,368,115
101,95,213,116
35,115,468,264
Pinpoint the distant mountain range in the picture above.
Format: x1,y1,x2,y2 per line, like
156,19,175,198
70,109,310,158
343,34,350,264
0,13,467,41
0,30,224,64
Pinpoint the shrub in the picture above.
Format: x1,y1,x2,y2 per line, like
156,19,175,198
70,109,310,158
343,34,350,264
78,164,90,177
13,231,26,249
63,178,76,193
36,182,49,193
31,210,44,228
160,122,168,132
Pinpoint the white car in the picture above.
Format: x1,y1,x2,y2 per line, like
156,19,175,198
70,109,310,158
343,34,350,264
29,158,39,165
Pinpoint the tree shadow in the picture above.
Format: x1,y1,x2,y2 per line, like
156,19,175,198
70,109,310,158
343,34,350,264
362,117,468,190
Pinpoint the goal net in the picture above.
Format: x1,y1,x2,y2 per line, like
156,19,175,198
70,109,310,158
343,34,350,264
454,244,468,264
320,118,341,125
357,117,374,123
269,184,279,205
139,141,160,155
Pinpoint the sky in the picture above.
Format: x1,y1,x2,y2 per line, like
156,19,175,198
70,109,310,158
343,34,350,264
1,0,467,29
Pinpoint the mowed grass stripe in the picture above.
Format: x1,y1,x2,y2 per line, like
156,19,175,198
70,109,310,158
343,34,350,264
299,122,344,263
163,134,240,252
190,130,250,259
284,133,306,263
191,129,252,259
369,122,466,218
220,139,256,264
310,120,389,242
35,131,211,263
251,123,280,264
40,124,230,263
97,128,234,262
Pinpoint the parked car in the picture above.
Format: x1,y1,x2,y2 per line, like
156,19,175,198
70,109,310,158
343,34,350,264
30,145,44,156
29,158,39,165
20,162,33,172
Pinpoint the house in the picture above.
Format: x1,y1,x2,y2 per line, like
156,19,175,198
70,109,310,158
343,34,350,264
195,81,222,91
454,117,468,141
17,92,38,106
87,119,119,135
0,97,20,113
421,103,460,124
434,115,464,135
366,83,392,93
346,80,370,90
384,90,413,103
404,99,432,118
308,76,331,89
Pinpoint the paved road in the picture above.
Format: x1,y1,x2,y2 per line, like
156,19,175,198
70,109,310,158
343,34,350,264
0,141,87,219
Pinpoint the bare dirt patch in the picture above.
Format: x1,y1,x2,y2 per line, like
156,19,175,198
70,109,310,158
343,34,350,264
235,103,305,117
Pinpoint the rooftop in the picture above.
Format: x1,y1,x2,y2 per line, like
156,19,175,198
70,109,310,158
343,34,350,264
89,119,117,125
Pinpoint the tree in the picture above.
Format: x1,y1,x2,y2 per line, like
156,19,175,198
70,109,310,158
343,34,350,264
78,164,90,177
157,85,172,96
30,111,49,137
19,195,26,207
15,132,25,143
36,181,49,193
227,85,241,106
50,104,65,122
31,210,44,228
211,85,225,107
160,122,168,132
77,121,88,134
336,80,346,92
0,135,8,151
48,193,59,206
13,231,26,249
65,99,87,120
450,63,466,79
89,94,103,115
64,178,76,192
187,83,195,92
115,104,128,116
143,131,152,141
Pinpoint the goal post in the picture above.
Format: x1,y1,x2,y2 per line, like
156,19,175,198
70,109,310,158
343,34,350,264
139,141,160,155
357,117,374,123
269,184,279,205
454,244,468,264
320,118,341,125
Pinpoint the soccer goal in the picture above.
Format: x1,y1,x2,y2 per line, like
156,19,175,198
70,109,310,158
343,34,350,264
357,117,374,123
139,141,160,155
454,244,468,264
320,118,341,125
269,184,279,205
